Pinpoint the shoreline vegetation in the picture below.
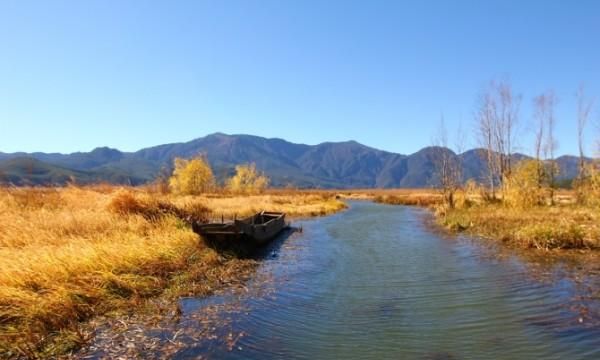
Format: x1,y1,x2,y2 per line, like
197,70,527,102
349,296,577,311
0,184,345,358
368,77,600,253
372,188,600,250
2,181,599,357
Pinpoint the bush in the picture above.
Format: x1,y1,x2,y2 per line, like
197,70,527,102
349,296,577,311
573,163,600,206
504,159,554,208
226,163,269,194
169,156,215,195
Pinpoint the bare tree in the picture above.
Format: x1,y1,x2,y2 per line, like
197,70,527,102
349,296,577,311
533,93,547,194
534,90,558,203
476,90,498,197
475,79,521,200
495,80,521,183
432,115,461,208
544,91,558,203
454,117,466,190
533,94,547,164
576,84,595,179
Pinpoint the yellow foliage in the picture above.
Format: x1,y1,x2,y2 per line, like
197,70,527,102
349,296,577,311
226,163,269,194
504,159,554,208
574,163,600,206
169,156,215,195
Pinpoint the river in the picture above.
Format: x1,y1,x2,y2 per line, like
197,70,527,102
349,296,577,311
115,201,600,359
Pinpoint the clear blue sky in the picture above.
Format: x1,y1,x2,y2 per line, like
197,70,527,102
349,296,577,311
1,0,599,156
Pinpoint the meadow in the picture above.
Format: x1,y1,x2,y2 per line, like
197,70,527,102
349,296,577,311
0,185,345,358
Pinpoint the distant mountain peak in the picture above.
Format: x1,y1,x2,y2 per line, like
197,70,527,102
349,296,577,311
90,146,122,155
0,133,585,188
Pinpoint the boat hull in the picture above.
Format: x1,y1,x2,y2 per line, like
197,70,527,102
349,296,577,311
234,212,286,245
192,211,286,255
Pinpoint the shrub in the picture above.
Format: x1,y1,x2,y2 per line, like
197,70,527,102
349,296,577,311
504,159,553,208
169,156,215,195
573,163,600,206
226,163,269,194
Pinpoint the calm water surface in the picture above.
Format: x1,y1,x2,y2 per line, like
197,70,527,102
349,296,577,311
176,201,600,359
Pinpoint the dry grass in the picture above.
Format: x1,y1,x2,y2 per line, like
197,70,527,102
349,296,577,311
439,202,600,250
0,186,345,358
179,193,345,220
328,188,446,206
373,193,442,206
357,188,599,251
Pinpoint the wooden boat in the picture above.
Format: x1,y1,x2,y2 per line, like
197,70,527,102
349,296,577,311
234,211,286,245
192,211,286,253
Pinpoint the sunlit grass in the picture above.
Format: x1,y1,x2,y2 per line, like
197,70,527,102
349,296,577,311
0,185,345,357
362,187,600,250
440,204,600,250
181,193,346,220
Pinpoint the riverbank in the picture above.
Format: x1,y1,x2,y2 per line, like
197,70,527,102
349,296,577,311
0,186,345,358
79,201,600,359
439,204,600,250
370,188,600,251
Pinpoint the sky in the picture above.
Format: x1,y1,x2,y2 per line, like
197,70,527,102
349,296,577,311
0,0,599,156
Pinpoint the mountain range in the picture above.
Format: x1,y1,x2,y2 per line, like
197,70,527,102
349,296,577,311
0,133,582,188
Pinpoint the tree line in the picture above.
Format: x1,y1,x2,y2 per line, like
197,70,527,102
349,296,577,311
155,156,270,195
432,79,598,208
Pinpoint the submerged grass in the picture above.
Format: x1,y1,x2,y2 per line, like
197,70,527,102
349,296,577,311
0,186,345,358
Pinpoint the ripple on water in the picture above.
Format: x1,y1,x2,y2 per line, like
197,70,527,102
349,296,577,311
173,201,600,360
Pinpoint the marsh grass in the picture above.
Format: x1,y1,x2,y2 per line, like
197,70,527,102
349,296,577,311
439,203,600,250
190,193,345,220
373,193,442,207
364,187,600,251
0,186,345,358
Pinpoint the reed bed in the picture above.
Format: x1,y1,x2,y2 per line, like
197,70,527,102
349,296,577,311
178,193,345,220
361,188,599,251
373,193,442,206
439,204,600,250
0,186,345,358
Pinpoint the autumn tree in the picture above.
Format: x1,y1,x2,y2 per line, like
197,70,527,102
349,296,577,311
169,156,215,195
226,163,269,194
